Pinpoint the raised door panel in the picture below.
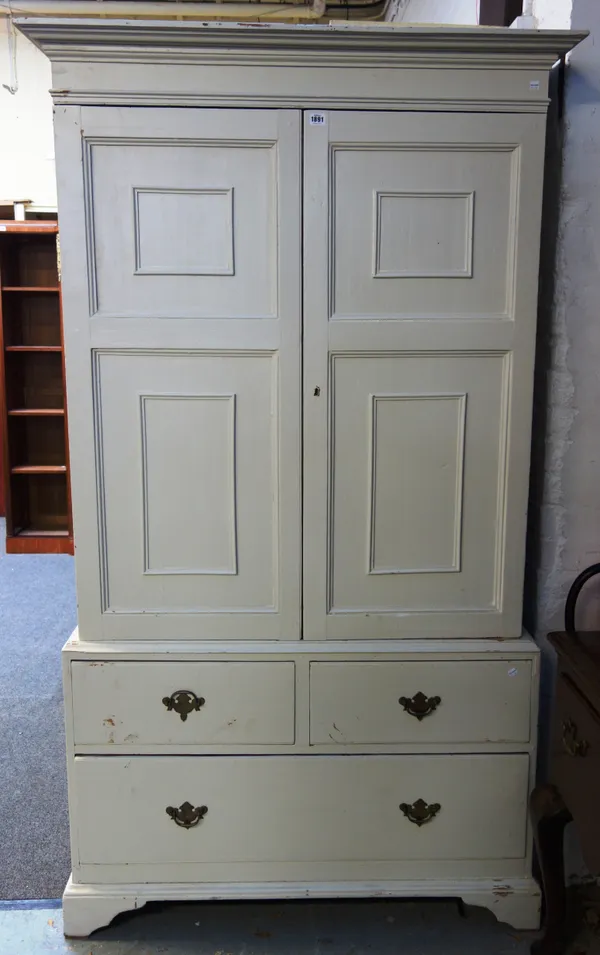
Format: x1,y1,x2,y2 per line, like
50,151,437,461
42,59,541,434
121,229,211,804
94,350,278,620
88,140,275,320
330,352,506,614
332,147,513,321
303,110,545,639
54,107,301,639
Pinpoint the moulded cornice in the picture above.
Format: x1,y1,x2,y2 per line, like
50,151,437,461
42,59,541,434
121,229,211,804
15,17,588,69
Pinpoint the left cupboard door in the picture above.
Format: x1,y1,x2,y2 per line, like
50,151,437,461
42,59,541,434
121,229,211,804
55,107,302,640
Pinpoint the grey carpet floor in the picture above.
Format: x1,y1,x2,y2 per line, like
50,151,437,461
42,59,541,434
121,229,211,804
0,517,76,899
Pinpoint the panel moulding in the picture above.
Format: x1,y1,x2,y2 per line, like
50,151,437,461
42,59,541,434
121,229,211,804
92,349,277,615
82,137,275,319
140,392,238,577
132,186,235,277
367,392,467,575
326,351,510,616
328,143,519,322
372,191,474,280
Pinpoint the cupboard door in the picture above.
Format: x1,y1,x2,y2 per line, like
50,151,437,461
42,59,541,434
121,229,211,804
303,111,545,639
55,107,301,640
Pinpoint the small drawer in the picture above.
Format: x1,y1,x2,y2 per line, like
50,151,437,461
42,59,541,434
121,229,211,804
310,661,532,745
71,661,295,745
550,670,600,870
73,753,529,867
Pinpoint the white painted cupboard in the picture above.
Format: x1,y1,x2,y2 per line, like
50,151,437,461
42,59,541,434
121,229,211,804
17,16,585,938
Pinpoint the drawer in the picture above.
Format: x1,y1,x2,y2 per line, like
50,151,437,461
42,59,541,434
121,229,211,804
551,670,600,871
71,662,295,745
310,661,532,745
73,754,529,866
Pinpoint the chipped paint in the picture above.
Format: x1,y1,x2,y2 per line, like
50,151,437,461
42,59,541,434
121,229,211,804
493,885,514,898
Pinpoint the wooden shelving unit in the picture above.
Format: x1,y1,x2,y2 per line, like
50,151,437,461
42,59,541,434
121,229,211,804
0,221,73,554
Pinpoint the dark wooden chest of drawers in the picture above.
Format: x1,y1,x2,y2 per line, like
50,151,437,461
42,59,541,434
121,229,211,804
531,631,600,955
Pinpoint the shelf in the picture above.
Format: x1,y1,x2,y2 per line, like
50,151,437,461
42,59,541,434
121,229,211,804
1,223,71,551
7,408,65,416
6,531,74,555
2,291,61,347
5,345,62,353
11,465,67,475
5,350,64,412
0,221,58,235
1,286,60,292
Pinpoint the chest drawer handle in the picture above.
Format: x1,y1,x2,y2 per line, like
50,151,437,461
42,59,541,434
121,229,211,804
562,718,590,757
166,802,208,829
400,799,441,827
399,692,441,720
162,690,206,721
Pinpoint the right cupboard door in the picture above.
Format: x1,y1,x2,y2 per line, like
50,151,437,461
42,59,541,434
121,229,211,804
303,111,545,639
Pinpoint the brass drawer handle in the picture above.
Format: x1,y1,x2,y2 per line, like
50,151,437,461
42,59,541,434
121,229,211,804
400,799,441,827
399,692,441,721
166,802,208,829
562,718,589,757
162,690,205,721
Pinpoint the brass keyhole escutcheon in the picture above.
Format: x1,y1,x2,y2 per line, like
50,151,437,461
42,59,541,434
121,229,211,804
562,718,589,757
399,799,441,827
166,802,208,829
399,692,441,721
162,690,205,722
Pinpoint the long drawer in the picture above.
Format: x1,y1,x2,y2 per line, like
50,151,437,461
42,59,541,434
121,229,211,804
71,662,295,745
310,661,532,745
72,754,529,865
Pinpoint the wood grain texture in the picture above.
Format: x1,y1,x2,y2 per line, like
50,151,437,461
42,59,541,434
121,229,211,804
1,286,60,292
530,783,571,955
533,630,600,953
0,222,72,549
550,670,600,872
6,533,73,554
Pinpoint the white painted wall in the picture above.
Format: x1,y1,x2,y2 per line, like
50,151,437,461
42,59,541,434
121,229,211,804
386,0,477,23
386,0,573,26
524,0,598,882
0,17,56,209
533,0,600,635
529,0,573,28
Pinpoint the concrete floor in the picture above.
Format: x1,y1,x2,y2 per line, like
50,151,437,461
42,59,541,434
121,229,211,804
0,898,536,955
